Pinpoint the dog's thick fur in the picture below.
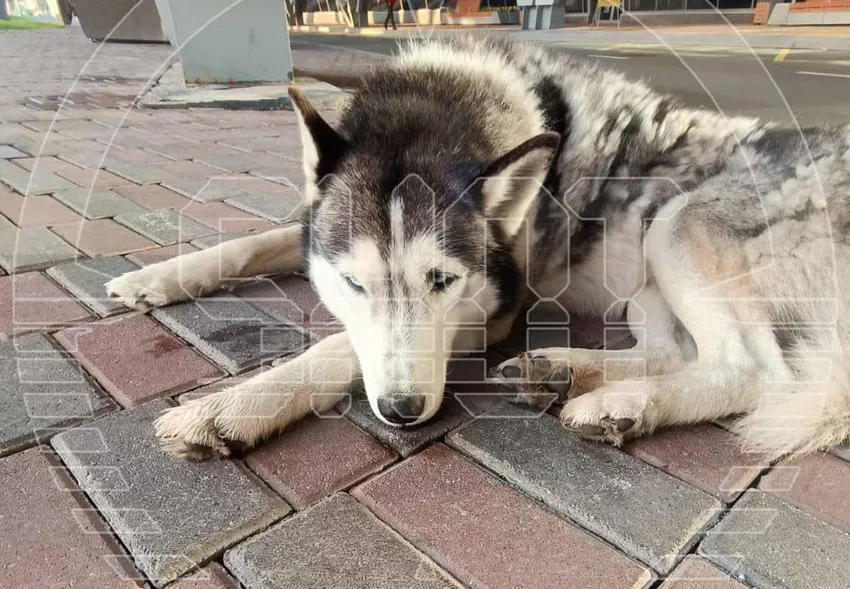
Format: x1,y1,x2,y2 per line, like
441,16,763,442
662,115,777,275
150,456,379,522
106,38,850,461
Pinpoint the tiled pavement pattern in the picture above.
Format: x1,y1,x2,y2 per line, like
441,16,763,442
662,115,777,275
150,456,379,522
0,27,848,589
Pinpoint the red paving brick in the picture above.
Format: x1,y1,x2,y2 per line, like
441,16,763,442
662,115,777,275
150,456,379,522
659,556,746,589
0,448,143,588
55,313,224,407
0,190,82,227
624,425,766,502
180,201,274,233
352,444,653,589
112,184,190,209
51,219,157,257
125,242,198,266
168,563,239,589
56,166,130,189
0,272,92,338
759,452,850,533
245,415,396,510
177,367,267,403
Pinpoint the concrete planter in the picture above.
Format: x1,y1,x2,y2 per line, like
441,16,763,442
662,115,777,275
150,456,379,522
415,8,442,24
369,10,417,24
445,10,520,24
68,0,167,42
153,0,175,43
156,0,293,84
767,2,790,24
303,10,350,25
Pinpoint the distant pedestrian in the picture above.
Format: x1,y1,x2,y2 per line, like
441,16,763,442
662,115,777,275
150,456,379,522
384,0,398,30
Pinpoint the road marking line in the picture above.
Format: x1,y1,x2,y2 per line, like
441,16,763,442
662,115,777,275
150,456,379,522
796,70,850,79
588,54,630,60
774,48,791,62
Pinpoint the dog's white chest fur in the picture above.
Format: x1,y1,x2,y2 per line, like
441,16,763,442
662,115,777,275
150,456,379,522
536,213,645,318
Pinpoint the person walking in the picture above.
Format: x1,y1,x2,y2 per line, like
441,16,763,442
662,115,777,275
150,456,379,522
384,0,398,30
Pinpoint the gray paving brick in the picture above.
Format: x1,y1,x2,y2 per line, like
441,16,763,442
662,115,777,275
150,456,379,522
46,256,140,317
114,209,215,246
224,493,461,589
336,358,506,457
52,187,148,219
0,145,28,158
0,333,115,457
341,357,507,457
0,213,12,229
0,158,75,195
699,490,850,589
447,405,722,574
151,292,308,374
225,190,303,223
343,393,476,458
52,399,291,587
0,226,80,273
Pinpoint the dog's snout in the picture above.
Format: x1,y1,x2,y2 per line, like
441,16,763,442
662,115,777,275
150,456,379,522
376,395,424,426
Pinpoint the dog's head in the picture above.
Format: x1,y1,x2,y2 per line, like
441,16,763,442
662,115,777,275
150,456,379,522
289,88,559,426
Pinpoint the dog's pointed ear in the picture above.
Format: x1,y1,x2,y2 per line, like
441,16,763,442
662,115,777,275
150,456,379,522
478,132,560,237
288,87,349,201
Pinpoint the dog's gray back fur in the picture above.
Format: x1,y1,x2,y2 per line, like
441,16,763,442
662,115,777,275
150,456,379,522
323,37,848,308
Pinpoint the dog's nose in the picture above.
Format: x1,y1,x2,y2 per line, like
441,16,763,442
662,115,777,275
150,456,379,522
377,395,424,426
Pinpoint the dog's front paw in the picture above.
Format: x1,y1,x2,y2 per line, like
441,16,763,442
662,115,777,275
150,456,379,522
559,386,646,446
105,263,206,310
154,399,252,461
492,352,573,409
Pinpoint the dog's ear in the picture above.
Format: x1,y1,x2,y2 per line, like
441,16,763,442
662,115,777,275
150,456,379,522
288,87,349,201
477,132,560,238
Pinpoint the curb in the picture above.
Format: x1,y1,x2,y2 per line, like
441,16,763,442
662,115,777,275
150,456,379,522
288,25,850,53
140,61,351,112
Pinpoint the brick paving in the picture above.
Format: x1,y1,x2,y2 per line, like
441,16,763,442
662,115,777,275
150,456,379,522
0,26,848,589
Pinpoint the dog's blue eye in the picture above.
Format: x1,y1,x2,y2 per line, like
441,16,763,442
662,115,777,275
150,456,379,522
430,270,457,292
345,275,365,293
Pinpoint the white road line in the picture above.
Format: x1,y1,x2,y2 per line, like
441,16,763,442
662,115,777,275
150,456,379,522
796,70,850,79
588,54,630,60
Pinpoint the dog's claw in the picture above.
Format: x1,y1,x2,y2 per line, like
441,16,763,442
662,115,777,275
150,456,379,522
530,355,551,371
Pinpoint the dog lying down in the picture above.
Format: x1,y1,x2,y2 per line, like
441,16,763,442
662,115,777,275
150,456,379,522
106,38,850,461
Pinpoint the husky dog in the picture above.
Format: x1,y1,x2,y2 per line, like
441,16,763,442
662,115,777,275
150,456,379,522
107,38,850,461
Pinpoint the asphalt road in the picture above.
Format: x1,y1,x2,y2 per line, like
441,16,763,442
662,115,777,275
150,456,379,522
291,32,850,126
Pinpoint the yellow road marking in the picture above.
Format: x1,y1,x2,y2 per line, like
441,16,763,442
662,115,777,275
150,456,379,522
774,48,791,62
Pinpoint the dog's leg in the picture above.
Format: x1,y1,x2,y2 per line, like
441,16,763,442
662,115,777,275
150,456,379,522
558,362,762,446
154,331,356,460
494,284,687,405
559,197,779,445
106,224,302,310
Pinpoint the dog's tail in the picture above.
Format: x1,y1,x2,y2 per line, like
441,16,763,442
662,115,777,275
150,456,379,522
733,351,850,460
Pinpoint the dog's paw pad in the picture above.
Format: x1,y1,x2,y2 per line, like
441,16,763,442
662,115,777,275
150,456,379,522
612,418,636,433
563,414,640,447
573,423,607,438
493,353,573,404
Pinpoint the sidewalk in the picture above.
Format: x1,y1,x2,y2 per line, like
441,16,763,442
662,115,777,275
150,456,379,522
1,26,850,589
291,22,850,52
